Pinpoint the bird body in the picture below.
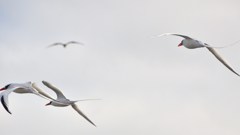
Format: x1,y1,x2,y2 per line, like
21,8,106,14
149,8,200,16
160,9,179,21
181,38,205,49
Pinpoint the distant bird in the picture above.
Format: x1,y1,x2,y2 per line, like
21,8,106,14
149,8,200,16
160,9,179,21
158,33,240,76
47,41,84,48
0,82,52,114
33,81,97,127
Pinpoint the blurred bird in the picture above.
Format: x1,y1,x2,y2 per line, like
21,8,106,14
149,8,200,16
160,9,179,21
33,81,97,127
158,33,240,76
47,41,84,48
0,82,52,114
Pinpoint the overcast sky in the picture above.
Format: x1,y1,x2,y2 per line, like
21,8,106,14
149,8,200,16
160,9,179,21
1,0,240,135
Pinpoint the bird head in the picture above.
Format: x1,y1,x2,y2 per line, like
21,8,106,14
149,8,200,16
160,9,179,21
45,101,52,106
0,84,11,91
178,40,183,47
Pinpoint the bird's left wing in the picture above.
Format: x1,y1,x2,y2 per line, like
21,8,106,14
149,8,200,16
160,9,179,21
207,47,240,76
32,83,55,100
71,103,96,127
66,41,84,45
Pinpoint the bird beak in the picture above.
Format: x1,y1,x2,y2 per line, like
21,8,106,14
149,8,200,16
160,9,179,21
0,87,5,91
178,42,183,47
45,102,51,106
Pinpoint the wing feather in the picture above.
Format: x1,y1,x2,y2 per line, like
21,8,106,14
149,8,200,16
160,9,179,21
0,92,12,114
32,83,55,100
42,81,67,100
158,33,193,39
207,47,240,76
71,103,96,127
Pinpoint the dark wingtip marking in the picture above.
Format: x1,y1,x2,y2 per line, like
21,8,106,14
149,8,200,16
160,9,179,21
1,96,12,114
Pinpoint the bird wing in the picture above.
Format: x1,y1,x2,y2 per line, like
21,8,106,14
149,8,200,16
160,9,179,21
206,47,240,76
42,81,67,100
32,83,72,106
71,103,96,127
66,41,84,45
32,83,55,100
47,42,64,48
1,95,11,114
74,99,101,102
158,33,193,39
0,89,14,114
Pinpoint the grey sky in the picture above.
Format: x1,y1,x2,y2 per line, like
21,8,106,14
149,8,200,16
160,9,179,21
1,0,240,135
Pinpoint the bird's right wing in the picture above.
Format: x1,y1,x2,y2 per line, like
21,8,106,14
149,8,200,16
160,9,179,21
207,47,240,76
42,81,67,100
71,103,96,127
157,33,193,39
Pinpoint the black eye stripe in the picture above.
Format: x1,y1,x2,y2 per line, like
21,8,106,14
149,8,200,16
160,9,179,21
5,84,10,89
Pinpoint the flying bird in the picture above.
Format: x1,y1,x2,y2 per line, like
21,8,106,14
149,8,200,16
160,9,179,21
47,41,84,48
158,33,240,76
32,81,97,127
0,82,53,114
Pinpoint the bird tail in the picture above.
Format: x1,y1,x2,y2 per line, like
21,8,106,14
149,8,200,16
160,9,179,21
73,99,101,103
204,39,240,49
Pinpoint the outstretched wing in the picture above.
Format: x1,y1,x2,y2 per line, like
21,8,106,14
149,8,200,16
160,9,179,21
207,47,240,76
42,81,67,100
47,42,64,48
0,91,12,114
32,83,55,100
158,33,193,39
71,103,96,127
66,41,84,45
74,99,101,102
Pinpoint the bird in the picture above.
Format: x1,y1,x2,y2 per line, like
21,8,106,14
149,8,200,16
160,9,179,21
47,41,84,48
32,81,97,127
0,82,52,114
158,33,240,76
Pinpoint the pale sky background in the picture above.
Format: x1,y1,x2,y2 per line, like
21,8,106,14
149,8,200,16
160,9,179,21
1,0,240,135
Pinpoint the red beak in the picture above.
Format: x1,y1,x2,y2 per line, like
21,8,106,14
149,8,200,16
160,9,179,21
45,102,51,106
0,88,5,91
178,42,183,47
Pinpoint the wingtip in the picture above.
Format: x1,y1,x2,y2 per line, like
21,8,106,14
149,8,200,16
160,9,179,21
156,33,167,37
156,33,173,37
42,80,48,84
1,96,12,114
89,121,97,127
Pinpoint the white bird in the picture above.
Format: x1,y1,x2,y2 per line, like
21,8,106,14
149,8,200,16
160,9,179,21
0,82,52,114
158,33,240,76
33,81,97,127
47,41,84,48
